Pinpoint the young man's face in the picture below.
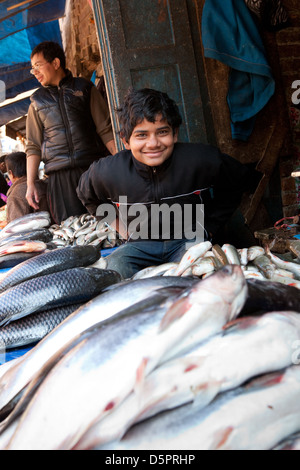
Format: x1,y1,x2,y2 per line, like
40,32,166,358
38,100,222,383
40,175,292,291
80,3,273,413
123,115,178,167
30,52,62,87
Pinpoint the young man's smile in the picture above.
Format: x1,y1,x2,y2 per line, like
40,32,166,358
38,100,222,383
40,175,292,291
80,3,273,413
123,114,178,167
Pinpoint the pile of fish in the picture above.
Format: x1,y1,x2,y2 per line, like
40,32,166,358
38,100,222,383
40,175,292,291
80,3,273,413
0,255,298,450
132,240,300,289
49,213,124,249
0,243,121,350
0,212,122,269
0,215,299,451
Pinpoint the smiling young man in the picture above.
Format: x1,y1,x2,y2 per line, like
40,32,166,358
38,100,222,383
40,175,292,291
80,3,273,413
25,41,116,224
77,87,253,279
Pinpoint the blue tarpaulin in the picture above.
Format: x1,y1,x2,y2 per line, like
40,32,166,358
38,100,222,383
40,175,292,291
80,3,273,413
0,0,66,129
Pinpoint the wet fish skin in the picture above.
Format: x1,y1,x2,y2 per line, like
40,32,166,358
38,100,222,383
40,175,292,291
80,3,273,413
0,212,51,240
253,255,276,279
173,241,212,276
0,245,101,294
6,267,246,450
76,311,300,450
0,277,196,420
0,304,83,350
266,247,300,280
241,279,300,316
0,267,121,328
0,240,47,257
0,229,53,247
5,291,188,449
106,366,300,451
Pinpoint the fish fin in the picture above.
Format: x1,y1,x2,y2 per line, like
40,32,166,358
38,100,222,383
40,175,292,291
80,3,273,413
222,316,259,333
190,379,222,410
134,357,149,396
209,426,234,450
159,296,192,332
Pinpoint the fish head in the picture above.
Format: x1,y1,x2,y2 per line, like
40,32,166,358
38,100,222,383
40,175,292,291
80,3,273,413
200,265,248,320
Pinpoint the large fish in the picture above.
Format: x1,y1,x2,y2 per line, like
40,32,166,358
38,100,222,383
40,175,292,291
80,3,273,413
0,245,101,294
0,267,121,328
0,212,51,240
0,304,84,350
75,310,300,450
104,366,300,451
5,266,247,450
0,229,53,247
241,279,300,316
0,240,47,258
0,277,196,420
0,253,40,270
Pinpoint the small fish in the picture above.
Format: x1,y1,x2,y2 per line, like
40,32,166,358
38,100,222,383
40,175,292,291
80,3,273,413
212,244,229,266
173,241,212,276
266,247,300,280
253,255,276,279
191,257,215,277
222,244,241,265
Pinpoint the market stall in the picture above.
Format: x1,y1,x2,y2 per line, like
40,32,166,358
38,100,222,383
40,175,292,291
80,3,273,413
0,211,299,450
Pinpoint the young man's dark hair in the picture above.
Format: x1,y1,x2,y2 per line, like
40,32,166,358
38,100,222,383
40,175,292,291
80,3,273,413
5,152,27,178
30,41,66,71
118,88,183,141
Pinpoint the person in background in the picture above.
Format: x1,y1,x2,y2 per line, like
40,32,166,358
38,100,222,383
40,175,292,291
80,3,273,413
0,154,10,206
77,87,257,279
5,152,49,224
25,41,117,225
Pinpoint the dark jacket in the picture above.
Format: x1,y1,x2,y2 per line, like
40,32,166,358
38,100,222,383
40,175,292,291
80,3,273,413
77,142,252,241
30,71,108,174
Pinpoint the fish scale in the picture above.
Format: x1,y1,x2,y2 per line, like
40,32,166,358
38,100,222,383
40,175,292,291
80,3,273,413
0,267,121,327
0,245,101,294
0,304,84,350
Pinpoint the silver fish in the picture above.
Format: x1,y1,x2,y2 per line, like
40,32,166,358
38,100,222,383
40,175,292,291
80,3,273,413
6,266,247,450
76,311,300,450
0,212,51,240
0,277,196,420
222,244,241,265
253,255,276,279
266,247,300,280
105,366,300,451
173,241,212,276
0,229,53,248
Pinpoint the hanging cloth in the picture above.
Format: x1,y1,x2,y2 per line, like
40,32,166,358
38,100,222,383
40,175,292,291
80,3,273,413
202,0,275,141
